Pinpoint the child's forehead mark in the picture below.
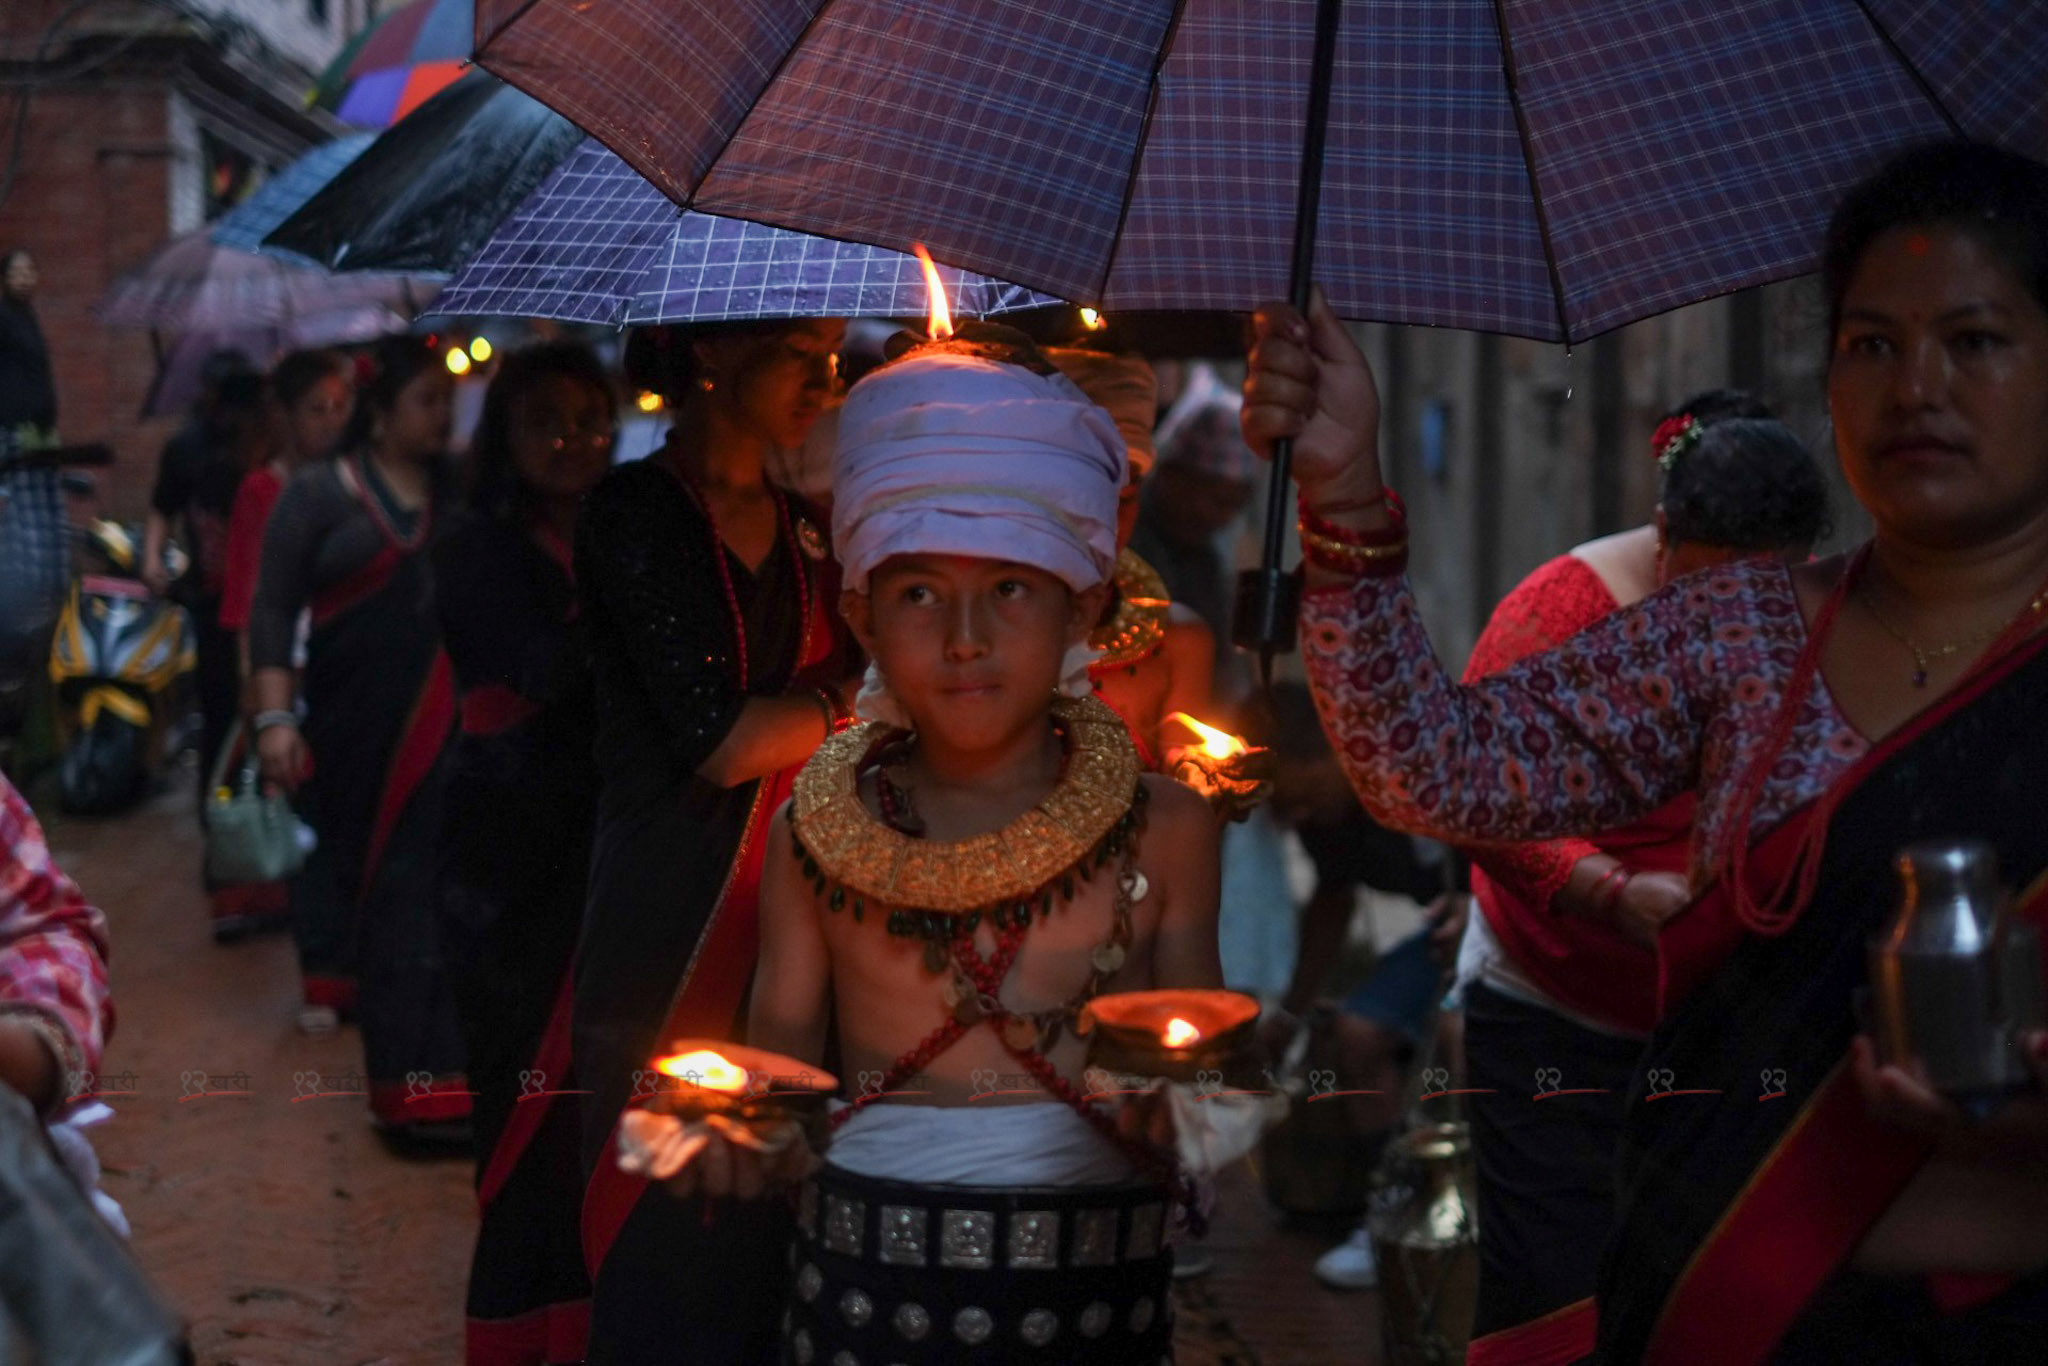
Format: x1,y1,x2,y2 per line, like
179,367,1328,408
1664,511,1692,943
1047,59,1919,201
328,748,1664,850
1906,232,1932,257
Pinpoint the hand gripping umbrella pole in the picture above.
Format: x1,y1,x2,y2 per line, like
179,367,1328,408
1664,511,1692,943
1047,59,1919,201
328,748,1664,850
1234,0,1344,690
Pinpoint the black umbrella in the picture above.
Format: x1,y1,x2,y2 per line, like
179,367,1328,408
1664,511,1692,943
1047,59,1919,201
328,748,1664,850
265,70,582,274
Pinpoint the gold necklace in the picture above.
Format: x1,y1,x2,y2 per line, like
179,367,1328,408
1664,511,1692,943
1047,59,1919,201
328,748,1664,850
789,693,1143,932
1858,580,2048,687
1088,549,1172,672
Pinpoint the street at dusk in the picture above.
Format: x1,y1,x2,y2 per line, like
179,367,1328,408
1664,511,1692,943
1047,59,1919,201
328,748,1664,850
7,2,2048,1364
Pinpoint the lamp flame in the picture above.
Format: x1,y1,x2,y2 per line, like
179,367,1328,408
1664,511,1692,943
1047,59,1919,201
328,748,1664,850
1165,712,1248,761
1162,1017,1202,1048
654,1048,749,1094
911,243,954,339
1079,306,1106,332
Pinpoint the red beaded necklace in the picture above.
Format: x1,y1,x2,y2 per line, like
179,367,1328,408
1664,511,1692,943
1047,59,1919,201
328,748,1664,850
1719,544,2048,935
664,453,809,693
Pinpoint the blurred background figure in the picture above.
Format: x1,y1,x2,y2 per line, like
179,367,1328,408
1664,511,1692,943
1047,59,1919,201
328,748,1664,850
1259,679,1468,1290
143,353,266,820
208,348,355,938
1046,345,1219,765
248,334,469,1150
0,249,68,775
220,349,356,643
0,250,55,442
1131,363,1257,701
435,342,613,1364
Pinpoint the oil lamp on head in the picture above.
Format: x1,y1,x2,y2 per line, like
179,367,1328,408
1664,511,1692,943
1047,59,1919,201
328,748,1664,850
1079,988,1264,1087
912,243,955,340
1164,712,1274,821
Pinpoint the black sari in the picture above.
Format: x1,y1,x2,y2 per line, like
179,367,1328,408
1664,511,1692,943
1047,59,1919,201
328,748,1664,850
435,513,596,1363
1597,633,2048,1365
572,458,851,1365
264,455,468,1125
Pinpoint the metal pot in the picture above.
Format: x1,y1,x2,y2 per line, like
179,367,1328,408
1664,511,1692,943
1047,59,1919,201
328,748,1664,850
1367,1121,1479,1366
1868,839,2045,1115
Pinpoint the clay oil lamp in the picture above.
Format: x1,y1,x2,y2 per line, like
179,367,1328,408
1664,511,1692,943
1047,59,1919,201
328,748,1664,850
618,1040,837,1179
1080,988,1264,1090
1163,713,1273,822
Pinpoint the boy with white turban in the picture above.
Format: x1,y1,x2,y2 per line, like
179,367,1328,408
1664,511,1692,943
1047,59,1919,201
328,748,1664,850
649,327,1223,1363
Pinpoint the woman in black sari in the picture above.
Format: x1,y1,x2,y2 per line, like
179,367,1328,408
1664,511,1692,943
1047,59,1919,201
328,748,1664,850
436,343,613,1363
575,321,861,1364
251,334,468,1149
1239,140,2048,1364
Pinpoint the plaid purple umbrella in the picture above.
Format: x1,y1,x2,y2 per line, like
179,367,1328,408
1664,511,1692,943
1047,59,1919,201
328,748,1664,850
473,0,2048,345
433,137,1058,324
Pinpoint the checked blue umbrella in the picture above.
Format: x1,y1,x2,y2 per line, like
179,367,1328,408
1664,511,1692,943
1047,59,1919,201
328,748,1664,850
433,137,1058,325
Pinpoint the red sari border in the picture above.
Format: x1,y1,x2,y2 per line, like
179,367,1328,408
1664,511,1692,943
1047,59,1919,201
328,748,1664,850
478,971,577,1211
1468,1295,1596,1366
362,650,454,893
310,542,402,628
579,774,788,1277
370,1076,476,1125
465,1297,591,1366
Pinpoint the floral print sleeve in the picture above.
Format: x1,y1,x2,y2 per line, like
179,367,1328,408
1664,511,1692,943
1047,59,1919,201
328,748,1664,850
1301,570,1728,847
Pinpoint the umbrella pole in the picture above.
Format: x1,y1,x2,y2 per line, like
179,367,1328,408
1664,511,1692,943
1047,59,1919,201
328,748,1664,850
1234,0,1344,690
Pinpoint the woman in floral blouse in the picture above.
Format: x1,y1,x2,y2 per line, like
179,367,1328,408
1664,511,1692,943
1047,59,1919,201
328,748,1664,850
1244,140,2048,1363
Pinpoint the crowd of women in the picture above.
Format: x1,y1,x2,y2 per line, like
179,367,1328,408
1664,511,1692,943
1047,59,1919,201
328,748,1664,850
60,135,2037,1365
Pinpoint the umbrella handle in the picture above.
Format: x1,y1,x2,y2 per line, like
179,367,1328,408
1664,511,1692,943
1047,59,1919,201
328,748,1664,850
1235,0,1345,687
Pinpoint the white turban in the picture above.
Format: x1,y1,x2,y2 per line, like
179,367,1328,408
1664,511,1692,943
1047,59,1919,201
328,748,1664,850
831,352,1127,594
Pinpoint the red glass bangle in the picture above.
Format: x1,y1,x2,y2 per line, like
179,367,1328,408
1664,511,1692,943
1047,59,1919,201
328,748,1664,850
1588,865,1632,917
1299,487,1406,547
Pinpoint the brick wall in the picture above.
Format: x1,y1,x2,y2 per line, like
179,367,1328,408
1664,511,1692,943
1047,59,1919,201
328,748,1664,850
1,78,181,520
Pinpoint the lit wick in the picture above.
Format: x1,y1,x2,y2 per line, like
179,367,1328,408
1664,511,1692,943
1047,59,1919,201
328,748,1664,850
912,243,954,339
1163,712,1272,821
655,1048,749,1094
1163,1017,1202,1048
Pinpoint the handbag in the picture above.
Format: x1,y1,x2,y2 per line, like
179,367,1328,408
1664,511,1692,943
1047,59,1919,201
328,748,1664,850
203,722,308,884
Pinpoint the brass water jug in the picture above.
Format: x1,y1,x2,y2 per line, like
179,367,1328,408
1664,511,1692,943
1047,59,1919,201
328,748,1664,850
1368,1120,1480,1366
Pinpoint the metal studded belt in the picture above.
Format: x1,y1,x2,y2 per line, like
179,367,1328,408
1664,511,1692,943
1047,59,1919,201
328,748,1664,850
797,1165,1170,1272
789,1165,1176,1362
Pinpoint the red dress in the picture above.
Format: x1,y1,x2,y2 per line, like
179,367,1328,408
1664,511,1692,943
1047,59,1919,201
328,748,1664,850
218,463,284,633
1459,554,1690,1035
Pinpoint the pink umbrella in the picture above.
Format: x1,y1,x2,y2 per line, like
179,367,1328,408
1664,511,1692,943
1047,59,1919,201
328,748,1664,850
138,306,410,418
97,230,434,332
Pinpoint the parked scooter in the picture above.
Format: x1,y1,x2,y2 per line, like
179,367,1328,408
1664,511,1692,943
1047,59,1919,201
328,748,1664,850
47,520,196,814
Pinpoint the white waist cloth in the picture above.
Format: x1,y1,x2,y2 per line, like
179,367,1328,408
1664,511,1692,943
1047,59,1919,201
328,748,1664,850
825,1101,1137,1187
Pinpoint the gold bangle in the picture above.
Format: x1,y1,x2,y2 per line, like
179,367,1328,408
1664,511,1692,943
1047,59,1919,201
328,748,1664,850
1300,526,1408,561
1300,541,1408,578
